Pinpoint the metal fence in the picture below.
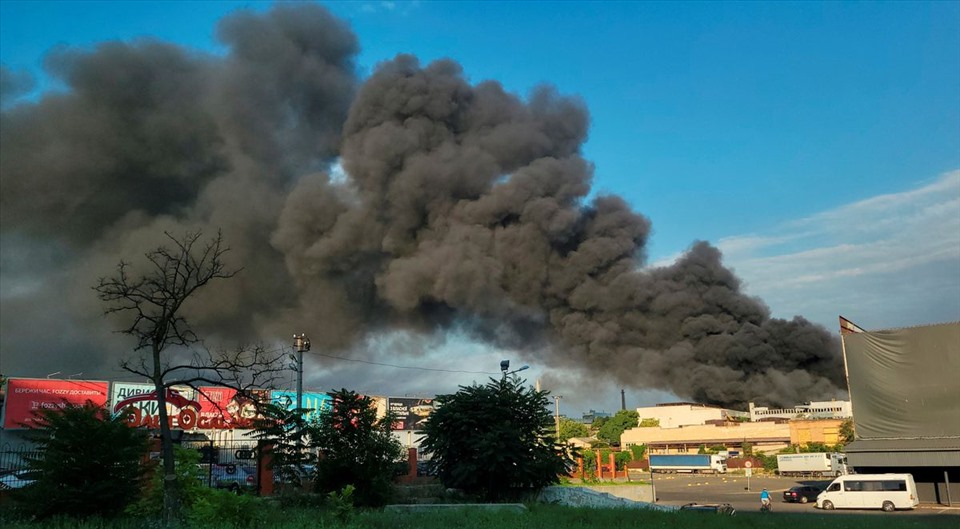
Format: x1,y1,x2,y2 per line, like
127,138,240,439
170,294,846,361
0,445,40,473
181,439,262,493
2,439,264,494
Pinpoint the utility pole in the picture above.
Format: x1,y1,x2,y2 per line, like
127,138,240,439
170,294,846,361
553,395,563,440
293,334,311,412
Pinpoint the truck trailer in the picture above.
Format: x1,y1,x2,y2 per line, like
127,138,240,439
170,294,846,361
649,454,727,474
776,452,848,477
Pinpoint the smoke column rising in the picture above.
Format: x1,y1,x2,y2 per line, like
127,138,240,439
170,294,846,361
0,4,844,408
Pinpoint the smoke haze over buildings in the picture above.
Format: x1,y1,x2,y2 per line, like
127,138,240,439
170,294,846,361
0,4,845,409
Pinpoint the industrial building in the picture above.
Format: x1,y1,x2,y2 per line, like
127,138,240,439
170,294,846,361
748,400,852,422
635,402,747,428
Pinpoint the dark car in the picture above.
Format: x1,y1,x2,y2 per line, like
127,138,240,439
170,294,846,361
679,503,736,515
783,485,822,504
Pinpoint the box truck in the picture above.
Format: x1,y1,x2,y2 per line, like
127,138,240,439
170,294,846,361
649,454,727,474
776,452,848,477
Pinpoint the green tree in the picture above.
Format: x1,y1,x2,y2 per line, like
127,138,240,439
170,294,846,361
638,418,660,427
16,402,148,519
839,418,855,445
596,410,639,445
251,397,316,488
629,443,646,460
558,416,590,443
420,377,569,501
312,389,405,507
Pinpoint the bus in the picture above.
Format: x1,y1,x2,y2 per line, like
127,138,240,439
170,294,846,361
816,474,919,512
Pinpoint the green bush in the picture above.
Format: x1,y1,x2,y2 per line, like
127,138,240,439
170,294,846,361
312,389,405,507
126,446,208,517
187,488,263,527
15,403,148,519
420,377,569,501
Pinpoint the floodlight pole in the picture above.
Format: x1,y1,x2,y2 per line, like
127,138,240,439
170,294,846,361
293,334,311,413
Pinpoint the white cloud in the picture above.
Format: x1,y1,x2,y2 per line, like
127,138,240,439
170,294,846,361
716,171,960,330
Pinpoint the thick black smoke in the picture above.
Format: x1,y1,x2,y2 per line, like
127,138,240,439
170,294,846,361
0,4,844,408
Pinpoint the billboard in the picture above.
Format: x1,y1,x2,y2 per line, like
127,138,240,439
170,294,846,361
387,397,434,430
111,383,201,430
195,387,269,429
270,390,331,422
2,378,109,429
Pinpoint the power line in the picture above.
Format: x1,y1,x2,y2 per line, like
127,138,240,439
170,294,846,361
304,349,499,375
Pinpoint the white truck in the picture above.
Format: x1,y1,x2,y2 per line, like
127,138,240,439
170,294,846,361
777,452,848,477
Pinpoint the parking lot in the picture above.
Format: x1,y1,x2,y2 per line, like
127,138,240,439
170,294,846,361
647,473,960,516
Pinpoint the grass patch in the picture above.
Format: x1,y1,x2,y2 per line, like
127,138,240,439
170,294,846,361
2,501,955,529
558,479,651,486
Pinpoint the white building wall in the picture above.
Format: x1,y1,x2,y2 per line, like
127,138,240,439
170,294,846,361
749,400,852,421
636,404,725,428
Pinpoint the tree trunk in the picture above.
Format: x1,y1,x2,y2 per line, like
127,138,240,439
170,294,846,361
154,348,181,527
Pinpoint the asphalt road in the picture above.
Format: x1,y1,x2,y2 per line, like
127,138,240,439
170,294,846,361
646,472,960,516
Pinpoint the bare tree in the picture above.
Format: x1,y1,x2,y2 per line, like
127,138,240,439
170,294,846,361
95,230,285,526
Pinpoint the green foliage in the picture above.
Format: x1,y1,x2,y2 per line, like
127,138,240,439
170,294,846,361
186,488,262,527
312,389,405,507
7,502,960,529
595,410,639,445
251,397,316,488
557,417,590,443
628,443,646,460
613,451,632,470
326,485,356,524
419,377,570,501
638,418,660,427
839,418,855,446
127,446,207,517
697,444,708,454
754,453,779,471
15,403,148,519
740,441,753,455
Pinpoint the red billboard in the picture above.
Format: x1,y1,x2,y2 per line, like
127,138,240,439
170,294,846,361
2,378,109,429
195,387,268,429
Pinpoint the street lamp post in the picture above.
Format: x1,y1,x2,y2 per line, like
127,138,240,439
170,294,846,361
293,334,311,412
499,360,529,381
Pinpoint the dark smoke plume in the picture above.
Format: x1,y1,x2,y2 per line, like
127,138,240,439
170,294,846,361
0,4,844,408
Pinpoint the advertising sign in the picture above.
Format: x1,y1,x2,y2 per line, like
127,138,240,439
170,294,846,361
111,383,201,429
195,387,269,429
270,390,331,422
2,378,109,429
387,397,434,430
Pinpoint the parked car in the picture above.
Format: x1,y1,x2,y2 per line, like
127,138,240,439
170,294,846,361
783,485,822,504
0,470,37,490
679,502,736,515
203,463,257,493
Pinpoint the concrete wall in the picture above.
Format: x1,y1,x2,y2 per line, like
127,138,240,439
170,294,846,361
621,421,790,453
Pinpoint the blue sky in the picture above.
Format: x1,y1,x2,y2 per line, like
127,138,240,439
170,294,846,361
2,1,958,412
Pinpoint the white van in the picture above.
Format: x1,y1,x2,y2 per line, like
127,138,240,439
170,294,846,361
816,473,919,512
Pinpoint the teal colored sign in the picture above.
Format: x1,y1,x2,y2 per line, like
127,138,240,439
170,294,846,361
270,390,331,422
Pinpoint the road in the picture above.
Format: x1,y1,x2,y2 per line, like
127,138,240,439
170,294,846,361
646,472,960,516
